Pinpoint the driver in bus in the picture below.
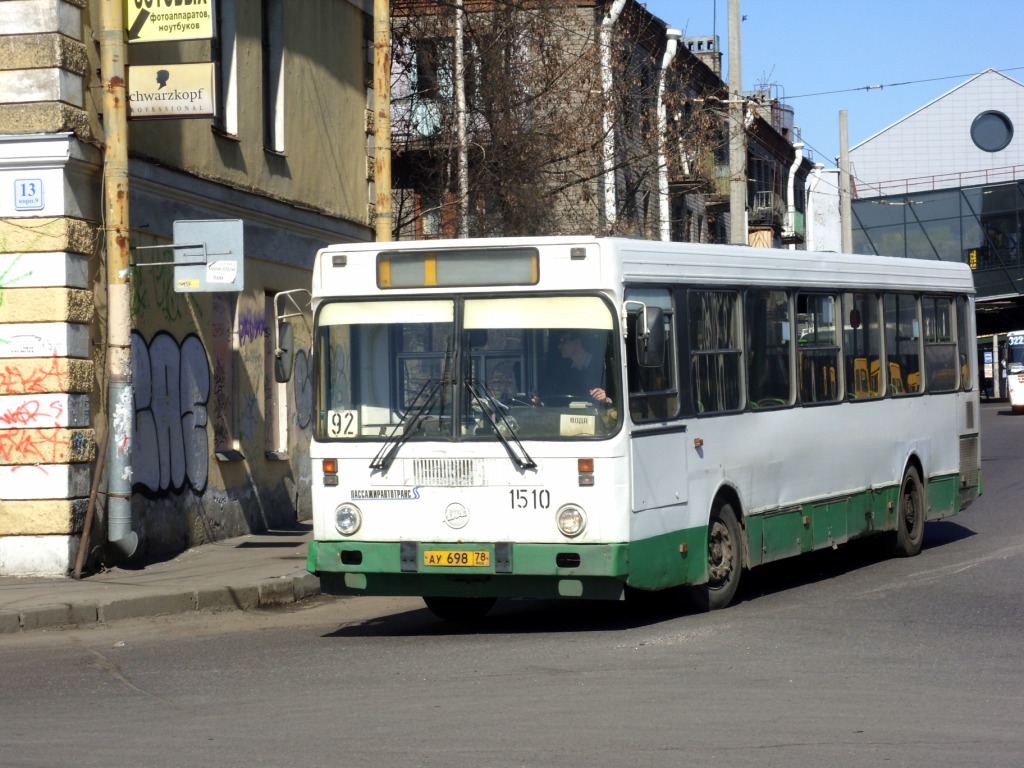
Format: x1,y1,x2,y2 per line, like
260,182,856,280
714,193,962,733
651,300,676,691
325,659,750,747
555,330,613,406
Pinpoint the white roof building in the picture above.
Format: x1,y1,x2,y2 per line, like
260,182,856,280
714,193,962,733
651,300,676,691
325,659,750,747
850,69,1024,197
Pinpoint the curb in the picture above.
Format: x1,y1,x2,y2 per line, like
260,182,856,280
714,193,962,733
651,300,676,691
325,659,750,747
0,573,321,635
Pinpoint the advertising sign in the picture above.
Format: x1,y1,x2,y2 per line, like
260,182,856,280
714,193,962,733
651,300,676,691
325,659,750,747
128,63,216,119
124,0,216,43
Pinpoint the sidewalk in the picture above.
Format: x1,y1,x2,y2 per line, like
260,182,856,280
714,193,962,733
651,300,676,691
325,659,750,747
0,525,320,634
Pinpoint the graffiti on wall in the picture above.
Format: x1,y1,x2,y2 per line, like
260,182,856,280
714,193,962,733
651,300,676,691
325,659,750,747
0,253,31,308
131,331,210,495
0,427,89,465
0,396,73,428
130,265,192,326
237,308,266,347
0,353,71,395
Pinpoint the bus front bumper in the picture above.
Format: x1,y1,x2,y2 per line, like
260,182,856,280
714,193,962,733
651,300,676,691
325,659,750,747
308,540,631,600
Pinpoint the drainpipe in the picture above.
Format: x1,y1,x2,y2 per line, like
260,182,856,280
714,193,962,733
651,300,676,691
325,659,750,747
785,125,804,250
804,162,824,251
658,28,681,241
601,0,627,233
98,0,137,557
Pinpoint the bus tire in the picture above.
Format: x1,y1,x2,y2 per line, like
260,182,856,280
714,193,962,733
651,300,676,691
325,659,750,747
892,466,925,557
687,500,743,611
423,596,496,621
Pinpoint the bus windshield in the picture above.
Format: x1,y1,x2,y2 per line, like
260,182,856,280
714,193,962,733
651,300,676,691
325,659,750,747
314,295,620,442
1007,332,1024,372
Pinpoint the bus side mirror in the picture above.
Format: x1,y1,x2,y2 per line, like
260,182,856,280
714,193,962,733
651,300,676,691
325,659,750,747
636,306,665,368
274,321,295,383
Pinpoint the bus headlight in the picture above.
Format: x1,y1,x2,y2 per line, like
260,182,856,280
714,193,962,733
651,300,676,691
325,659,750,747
335,503,362,536
556,504,587,538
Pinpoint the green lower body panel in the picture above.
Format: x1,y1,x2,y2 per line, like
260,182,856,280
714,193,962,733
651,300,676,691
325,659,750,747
747,472,964,567
927,472,961,519
624,526,708,591
308,471,973,601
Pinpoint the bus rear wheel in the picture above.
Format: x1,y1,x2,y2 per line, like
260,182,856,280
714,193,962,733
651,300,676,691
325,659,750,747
423,596,496,621
892,466,925,557
687,500,743,611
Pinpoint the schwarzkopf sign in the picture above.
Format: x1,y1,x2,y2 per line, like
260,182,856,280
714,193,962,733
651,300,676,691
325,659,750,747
128,63,216,119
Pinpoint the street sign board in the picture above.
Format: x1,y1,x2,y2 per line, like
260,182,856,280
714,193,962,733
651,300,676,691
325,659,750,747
173,219,244,293
124,0,217,43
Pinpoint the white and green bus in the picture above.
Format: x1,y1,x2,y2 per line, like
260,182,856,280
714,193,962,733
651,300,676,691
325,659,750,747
1006,330,1024,413
279,237,981,619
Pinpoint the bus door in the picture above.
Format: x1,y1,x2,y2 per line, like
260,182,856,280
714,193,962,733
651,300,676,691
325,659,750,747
623,289,687,514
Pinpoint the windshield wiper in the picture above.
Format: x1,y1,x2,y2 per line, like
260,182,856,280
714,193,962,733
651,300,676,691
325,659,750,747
466,378,537,470
369,378,443,472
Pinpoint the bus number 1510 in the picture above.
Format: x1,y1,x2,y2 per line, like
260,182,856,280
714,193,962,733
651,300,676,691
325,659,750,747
510,489,550,509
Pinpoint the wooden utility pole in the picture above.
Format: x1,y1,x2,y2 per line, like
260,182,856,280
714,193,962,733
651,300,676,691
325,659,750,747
727,0,746,245
374,0,393,241
839,110,853,253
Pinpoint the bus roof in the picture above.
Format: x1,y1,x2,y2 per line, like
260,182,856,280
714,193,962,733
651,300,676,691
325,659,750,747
313,237,976,297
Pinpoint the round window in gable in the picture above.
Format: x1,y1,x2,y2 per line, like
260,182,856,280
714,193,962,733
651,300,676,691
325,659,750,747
971,110,1014,152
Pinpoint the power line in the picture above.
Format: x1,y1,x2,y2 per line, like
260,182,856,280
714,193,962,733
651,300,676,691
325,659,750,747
785,66,1024,100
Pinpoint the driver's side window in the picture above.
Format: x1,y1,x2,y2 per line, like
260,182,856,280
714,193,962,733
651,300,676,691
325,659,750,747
625,287,678,422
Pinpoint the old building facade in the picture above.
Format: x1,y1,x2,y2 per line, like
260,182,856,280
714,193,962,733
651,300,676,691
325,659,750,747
0,0,373,575
387,0,809,247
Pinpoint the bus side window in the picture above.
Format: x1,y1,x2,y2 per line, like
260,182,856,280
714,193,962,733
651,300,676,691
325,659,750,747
883,293,922,396
843,292,882,399
956,296,972,391
745,288,792,408
796,292,841,404
689,289,742,414
922,296,958,393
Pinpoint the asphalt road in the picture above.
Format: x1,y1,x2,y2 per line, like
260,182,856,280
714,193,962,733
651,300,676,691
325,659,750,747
2,401,1022,768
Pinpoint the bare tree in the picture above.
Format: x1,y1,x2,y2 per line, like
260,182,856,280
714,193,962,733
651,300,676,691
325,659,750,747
390,0,723,240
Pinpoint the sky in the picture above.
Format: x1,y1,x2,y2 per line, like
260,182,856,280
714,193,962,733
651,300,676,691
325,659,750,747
641,0,1023,166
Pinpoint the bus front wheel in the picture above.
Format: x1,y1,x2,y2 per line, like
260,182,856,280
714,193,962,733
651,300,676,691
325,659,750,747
423,596,496,621
687,500,743,611
892,466,925,557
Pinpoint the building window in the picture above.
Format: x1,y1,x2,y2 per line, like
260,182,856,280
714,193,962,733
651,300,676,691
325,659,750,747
970,110,1013,153
410,38,453,137
214,0,239,137
262,0,285,154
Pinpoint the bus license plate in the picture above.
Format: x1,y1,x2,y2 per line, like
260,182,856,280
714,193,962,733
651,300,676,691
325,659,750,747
423,550,490,567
